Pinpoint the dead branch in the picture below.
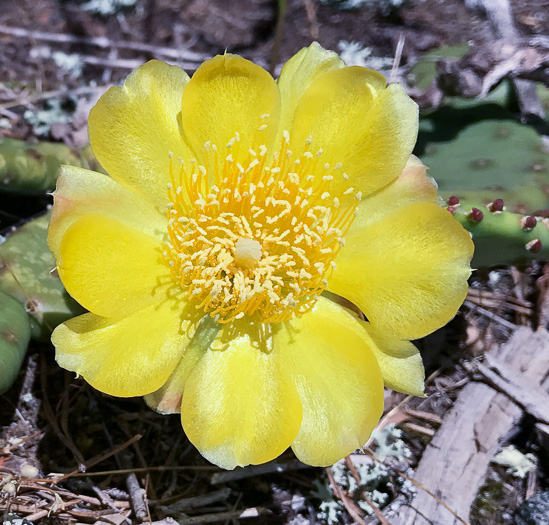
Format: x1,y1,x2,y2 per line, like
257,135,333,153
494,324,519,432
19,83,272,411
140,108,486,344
0,24,206,62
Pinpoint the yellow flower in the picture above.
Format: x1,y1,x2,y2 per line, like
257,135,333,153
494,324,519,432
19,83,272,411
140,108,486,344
49,43,473,469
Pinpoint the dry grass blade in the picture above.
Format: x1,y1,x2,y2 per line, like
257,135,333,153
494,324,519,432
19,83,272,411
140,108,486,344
39,353,86,470
325,466,366,525
401,422,435,437
463,301,518,330
345,456,391,525
396,470,470,525
402,408,442,424
48,434,143,483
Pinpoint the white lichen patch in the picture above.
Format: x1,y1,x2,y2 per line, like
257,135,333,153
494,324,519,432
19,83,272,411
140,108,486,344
82,0,137,15
370,424,412,461
493,445,537,479
337,41,394,70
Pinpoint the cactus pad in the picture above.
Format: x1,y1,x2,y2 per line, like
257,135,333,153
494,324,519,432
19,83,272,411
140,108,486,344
0,291,31,394
0,139,99,195
417,104,549,215
0,212,83,340
448,197,549,267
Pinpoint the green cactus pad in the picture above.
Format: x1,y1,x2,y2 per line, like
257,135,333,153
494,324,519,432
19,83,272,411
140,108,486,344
409,43,469,91
0,139,99,195
417,104,549,214
448,198,549,267
0,212,83,340
0,291,31,394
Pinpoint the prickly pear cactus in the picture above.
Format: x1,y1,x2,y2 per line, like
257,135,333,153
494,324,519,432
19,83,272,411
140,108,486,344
445,196,549,267
417,106,549,215
0,212,83,340
0,291,31,394
0,139,99,195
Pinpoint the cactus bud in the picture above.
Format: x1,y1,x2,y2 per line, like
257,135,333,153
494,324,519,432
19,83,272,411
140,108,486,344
488,199,504,213
521,216,537,231
526,239,542,253
468,208,484,223
447,206,456,214
448,196,460,206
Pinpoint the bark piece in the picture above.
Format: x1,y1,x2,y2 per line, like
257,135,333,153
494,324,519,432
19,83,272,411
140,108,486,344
387,328,549,525
477,354,549,424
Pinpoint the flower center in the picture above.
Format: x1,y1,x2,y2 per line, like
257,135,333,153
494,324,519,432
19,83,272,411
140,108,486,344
164,127,360,323
234,237,262,269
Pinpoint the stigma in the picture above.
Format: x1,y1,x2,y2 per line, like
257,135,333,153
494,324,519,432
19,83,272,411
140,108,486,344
234,238,262,269
164,125,360,324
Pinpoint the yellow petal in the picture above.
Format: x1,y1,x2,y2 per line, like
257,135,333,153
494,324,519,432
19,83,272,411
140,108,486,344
329,202,474,340
58,214,170,318
180,54,281,164
88,60,191,210
322,293,425,396
48,166,166,258
145,316,220,414
349,155,440,235
52,297,196,397
276,42,344,143
276,297,384,466
181,321,302,469
289,68,418,196
364,324,425,396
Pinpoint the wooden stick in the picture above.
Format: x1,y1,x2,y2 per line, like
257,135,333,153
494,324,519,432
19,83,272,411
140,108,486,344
0,24,206,62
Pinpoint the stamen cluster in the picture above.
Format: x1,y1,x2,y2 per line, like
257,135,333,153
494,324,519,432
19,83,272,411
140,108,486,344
164,125,360,323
